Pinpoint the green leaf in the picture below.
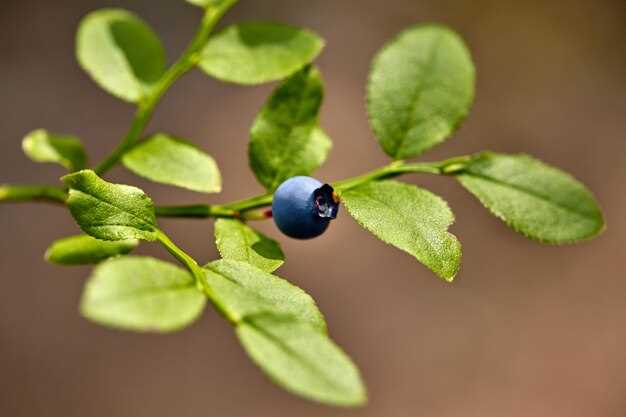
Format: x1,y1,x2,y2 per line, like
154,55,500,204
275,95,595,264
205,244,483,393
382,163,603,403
199,22,324,85
22,129,86,171
237,313,366,406
81,256,206,332
76,9,165,102
456,152,605,243
249,66,331,190
204,260,325,332
45,234,137,265
367,24,475,159
214,219,284,273
122,134,221,193
341,180,461,281
203,261,364,404
62,170,157,241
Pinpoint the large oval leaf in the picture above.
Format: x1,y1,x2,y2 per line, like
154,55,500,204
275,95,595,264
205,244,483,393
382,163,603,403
237,313,366,406
199,22,324,85
341,180,461,281
76,9,165,102
204,260,325,332
249,66,331,191
457,152,605,243
81,256,206,332
62,170,157,241
123,134,221,193
367,25,475,159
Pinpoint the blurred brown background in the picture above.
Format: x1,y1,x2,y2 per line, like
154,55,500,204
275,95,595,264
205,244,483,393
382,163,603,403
1,0,625,416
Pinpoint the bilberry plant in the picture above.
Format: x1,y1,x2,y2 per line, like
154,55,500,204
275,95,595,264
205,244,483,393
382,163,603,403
0,0,605,407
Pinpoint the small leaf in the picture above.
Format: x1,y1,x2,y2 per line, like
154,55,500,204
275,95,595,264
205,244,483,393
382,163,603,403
81,256,206,332
204,260,325,332
249,66,331,190
237,313,366,406
122,134,221,193
76,9,165,102
341,180,461,281
214,219,284,272
22,129,86,171
367,24,475,159
199,22,324,85
62,170,157,241
456,152,605,243
45,234,137,265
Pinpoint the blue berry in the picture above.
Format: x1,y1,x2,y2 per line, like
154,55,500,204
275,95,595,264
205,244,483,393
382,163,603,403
272,176,339,239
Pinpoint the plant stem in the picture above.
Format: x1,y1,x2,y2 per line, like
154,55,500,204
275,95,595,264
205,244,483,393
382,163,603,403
155,229,207,289
155,193,274,219
94,0,239,175
155,228,234,323
0,185,67,204
333,156,471,190
222,193,274,212
156,204,235,218
151,156,472,219
331,161,439,191
0,155,472,217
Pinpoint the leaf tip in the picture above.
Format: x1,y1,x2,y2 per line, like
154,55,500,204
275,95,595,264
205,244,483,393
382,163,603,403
441,272,456,283
60,169,91,187
43,247,54,264
339,380,368,407
21,129,41,153
208,181,222,194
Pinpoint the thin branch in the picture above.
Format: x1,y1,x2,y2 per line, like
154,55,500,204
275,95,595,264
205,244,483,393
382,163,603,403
0,185,67,204
151,157,472,220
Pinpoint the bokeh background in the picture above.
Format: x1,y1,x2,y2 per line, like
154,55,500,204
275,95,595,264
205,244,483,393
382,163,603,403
1,0,625,416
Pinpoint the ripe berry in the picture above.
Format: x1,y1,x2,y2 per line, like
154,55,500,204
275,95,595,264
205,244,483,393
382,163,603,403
272,176,339,239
